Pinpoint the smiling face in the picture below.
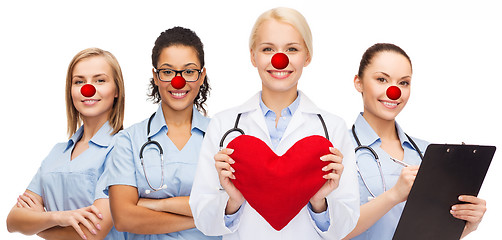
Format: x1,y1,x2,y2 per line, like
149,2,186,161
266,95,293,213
71,56,117,120
153,45,205,113
355,51,412,122
250,19,311,95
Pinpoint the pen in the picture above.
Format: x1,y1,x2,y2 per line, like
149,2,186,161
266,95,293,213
390,157,410,167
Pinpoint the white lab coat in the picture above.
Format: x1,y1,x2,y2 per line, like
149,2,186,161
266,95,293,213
190,91,360,240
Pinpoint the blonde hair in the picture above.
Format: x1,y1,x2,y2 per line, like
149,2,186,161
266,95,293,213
249,7,313,58
65,48,125,137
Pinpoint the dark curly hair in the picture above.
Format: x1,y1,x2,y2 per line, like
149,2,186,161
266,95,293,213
148,26,210,115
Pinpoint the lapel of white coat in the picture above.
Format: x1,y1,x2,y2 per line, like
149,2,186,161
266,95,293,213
238,92,271,145
281,91,319,143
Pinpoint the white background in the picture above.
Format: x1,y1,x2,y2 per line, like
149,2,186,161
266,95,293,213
1,0,500,239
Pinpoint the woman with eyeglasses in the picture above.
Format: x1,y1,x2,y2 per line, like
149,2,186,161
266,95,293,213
105,27,220,240
7,48,126,240
343,43,487,240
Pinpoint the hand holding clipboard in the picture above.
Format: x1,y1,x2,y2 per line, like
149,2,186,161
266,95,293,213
393,144,496,240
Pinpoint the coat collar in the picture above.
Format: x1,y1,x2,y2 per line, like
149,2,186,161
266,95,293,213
147,104,209,139
353,113,417,151
65,122,113,152
236,90,321,115
235,91,322,141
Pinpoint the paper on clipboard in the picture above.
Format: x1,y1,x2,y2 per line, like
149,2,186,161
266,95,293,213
392,144,496,240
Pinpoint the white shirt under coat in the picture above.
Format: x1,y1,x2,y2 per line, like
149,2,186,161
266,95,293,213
189,91,360,240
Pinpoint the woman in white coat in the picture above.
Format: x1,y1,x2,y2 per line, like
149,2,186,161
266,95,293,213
189,7,359,240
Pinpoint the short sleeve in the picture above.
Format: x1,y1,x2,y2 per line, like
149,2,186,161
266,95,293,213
104,131,138,195
94,145,115,200
26,166,43,196
26,145,60,196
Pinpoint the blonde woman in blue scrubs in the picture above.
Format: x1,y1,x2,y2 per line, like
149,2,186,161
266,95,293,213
344,43,487,239
105,27,220,240
7,48,126,240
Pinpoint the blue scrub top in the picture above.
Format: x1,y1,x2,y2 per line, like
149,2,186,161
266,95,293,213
349,113,429,240
27,122,125,240
105,105,220,240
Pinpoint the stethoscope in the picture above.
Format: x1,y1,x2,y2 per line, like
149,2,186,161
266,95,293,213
139,113,166,195
352,124,423,201
219,113,330,150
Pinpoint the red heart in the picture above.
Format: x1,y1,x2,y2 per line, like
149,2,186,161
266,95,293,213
227,135,332,230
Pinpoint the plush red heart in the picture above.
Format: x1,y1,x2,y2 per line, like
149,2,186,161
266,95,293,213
227,134,332,231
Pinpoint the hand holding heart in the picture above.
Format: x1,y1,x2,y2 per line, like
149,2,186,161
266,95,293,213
214,144,344,216
310,147,344,213
214,148,245,214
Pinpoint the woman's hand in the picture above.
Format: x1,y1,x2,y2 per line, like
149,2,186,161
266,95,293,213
388,165,419,203
214,148,245,214
17,192,45,212
52,205,103,239
309,147,344,213
451,195,486,238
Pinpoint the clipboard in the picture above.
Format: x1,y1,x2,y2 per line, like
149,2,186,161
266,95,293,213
392,144,496,240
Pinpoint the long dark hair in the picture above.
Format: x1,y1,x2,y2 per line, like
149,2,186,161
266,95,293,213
148,26,210,115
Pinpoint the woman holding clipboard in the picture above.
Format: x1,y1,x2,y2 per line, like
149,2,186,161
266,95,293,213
343,43,487,239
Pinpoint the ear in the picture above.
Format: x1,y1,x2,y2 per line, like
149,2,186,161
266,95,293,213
354,75,363,93
198,68,207,87
250,48,257,67
152,68,160,86
303,53,312,67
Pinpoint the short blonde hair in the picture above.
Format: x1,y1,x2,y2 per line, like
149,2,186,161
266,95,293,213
65,48,125,137
249,7,313,58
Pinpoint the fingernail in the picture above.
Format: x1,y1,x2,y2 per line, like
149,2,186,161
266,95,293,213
329,147,335,152
322,166,328,171
458,196,463,201
230,167,235,173
92,229,97,234
320,156,326,161
228,149,234,154
99,213,103,219
231,175,236,180
229,158,235,164
83,235,87,240
97,223,101,230
451,206,456,210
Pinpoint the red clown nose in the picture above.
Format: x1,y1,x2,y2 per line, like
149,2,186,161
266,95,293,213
386,86,401,100
81,84,96,97
171,76,186,89
271,53,289,69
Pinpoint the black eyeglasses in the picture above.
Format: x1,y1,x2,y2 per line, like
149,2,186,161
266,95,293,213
154,68,202,82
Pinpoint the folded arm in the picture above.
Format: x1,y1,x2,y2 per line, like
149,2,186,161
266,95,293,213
7,190,107,240
109,185,195,234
